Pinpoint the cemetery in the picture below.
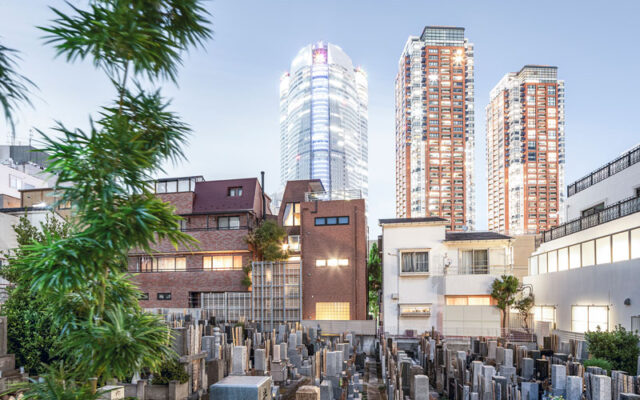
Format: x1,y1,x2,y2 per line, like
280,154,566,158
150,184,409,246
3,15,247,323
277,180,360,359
381,329,640,400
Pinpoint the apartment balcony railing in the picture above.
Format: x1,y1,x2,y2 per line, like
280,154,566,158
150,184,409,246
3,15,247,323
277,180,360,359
304,189,362,202
567,145,640,197
541,195,640,243
180,225,250,232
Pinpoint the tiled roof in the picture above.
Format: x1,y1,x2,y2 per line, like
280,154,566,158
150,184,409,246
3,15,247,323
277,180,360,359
192,178,259,213
445,231,512,241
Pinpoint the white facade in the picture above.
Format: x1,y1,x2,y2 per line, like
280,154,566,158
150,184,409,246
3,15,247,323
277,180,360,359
280,42,368,199
524,144,640,333
0,163,49,200
380,219,513,336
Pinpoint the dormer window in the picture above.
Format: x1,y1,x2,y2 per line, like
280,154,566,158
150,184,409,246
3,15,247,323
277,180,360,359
228,187,243,197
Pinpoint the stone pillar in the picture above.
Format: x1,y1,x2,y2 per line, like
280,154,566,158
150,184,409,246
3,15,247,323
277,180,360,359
289,332,298,348
296,385,320,400
496,347,505,365
566,376,583,400
232,346,247,375
521,382,539,400
487,341,497,360
320,380,333,400
413,375,429,400
503,349,513,367
471,360,483,393
592,375,612,400
273,344,281,362
521,358,534,380
255,348,266,372
552,364,567,396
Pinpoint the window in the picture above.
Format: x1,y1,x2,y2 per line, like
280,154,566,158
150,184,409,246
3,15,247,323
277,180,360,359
582,240,595,266
315,302,350,320
316,258,348,267
288,235,300,251
218,216,240,230
156,257,186,271
548,250,558,272
401,251,429,273
569,245,581,269
459,249,488,274
533,306,555,324
400,304,431,316
446,295,491,306
558,248,569,271
228,187,243,197
140,293,149,301
612,232,629,262
157,293,172,301
572,305,608,332
581,203,604,217
203,255,243,270
596,237,611,264
283,202,300,226
314,216,349,226
631,228,640,259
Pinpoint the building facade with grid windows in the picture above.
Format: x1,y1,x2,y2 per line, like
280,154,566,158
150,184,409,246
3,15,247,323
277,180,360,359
395,26,475,231
486,65,565,235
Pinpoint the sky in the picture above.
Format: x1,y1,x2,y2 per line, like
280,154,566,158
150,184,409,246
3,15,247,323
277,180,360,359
2,0,640,237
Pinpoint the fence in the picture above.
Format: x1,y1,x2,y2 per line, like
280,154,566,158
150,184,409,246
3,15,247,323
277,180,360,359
251,260,302,331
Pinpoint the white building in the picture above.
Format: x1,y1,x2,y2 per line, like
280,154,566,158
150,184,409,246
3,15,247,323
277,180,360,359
380,217,513,337
280,42,368,199
524,144,640,333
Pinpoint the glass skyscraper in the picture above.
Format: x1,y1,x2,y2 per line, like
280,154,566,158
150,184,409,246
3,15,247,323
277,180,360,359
280,42,368,199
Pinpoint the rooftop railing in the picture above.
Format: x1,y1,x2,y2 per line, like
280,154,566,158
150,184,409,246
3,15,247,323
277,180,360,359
541,195,640,243
567,145,640,197
304,189,362,202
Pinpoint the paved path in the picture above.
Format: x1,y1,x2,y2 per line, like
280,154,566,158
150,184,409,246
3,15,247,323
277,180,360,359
365,357,382,400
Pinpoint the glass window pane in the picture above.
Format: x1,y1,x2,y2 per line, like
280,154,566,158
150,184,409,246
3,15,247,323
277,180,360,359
156,181,167,193
178,179,189,192
283,203,299,226
539,253,548,273
315,217,326,226
233,256,243,269
631,228,640,259
558,248,569,271
582,241,595,266
596,237,611,264
229,217,240,229
338,216,349,224
415,252,429,272
175,257,186,270
542,307,555,322
327,217,338,225
612,232,629,262
156,257,175,271
548,251,558,273
468,296,490,306
572,306,588,333
218,217,229,229
401,253,413,272
203,256,211,270
569,245,581,269
589,306,608,331
530,255,538,275
166,180,177,193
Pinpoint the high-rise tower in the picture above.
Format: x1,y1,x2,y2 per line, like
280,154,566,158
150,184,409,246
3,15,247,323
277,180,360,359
486,65,565,234
280,42,368,199
395,26,475,231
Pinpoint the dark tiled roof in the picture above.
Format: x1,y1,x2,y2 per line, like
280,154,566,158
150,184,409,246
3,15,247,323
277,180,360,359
379,217,448,225
192,178,259,213
445,231,512,241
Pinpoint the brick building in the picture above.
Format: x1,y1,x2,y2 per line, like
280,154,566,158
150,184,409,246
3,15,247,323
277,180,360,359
129,176,271,309
279,180,368,321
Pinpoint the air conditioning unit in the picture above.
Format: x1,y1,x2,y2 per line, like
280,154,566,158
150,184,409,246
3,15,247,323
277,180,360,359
391,293,399,300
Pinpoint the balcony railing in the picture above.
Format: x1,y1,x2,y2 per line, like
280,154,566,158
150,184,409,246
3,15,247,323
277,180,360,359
304,189,362,202
567,145,640,197
541,195,640,243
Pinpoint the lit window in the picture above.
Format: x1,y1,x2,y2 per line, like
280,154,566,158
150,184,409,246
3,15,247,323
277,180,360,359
569,245,581,269
582,241,595,266
327,259,338,267
155,257,186,271
401,251,429,273
572,305,608,333
548,251,558,272
283,203,300,226
445,295,491,306
631,228,640,259
558,248,568,271
596,237,611,264
400,304,431,316
315,302,350,320
533,306,555,324
203,255,243,270
612,232,629,262
338,259,349,266
288,235,300,251
316,259,326,267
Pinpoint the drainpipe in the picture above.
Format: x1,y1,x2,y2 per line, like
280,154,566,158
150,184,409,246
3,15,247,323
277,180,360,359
260,171,266,221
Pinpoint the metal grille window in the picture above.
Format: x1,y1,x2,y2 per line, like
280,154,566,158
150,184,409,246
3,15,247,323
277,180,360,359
459,249,488,274
401,251,429,273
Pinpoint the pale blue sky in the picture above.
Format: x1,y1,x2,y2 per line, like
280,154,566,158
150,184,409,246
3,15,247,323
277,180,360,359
3,1,640,236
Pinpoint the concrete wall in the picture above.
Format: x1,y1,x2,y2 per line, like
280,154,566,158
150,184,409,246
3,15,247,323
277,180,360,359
566,161,640,221
301,319,376,335
443,305,501,337
524,258,640,332
0,164,48,199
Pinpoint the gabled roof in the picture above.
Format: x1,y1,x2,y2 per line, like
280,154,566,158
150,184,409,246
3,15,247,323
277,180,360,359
379,217,448,225
192,178,260,213
445,231,512,241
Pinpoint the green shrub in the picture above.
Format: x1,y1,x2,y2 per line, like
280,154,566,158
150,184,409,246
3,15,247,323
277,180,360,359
583,358,612,373
151,358,189,385
585,325,639,374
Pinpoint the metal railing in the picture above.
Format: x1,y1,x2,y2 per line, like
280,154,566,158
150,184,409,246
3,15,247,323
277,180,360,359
442,265,512,276
304,189,362,202
180,225,249,232
541,195,640,243
567,145,640,197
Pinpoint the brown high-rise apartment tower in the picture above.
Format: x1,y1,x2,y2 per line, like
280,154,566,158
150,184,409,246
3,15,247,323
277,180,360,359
486,65,565,234
395,26,475,231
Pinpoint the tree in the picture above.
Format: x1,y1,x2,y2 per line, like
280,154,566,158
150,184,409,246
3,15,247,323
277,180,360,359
513,293,534,329
367,243,382,319
243,220,289,287
0,41,34,134
9,0,212,393
585,325,639,375
490,275,520,331
0,215,69,375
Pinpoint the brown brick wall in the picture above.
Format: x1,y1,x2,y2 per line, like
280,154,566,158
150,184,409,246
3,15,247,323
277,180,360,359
299,198,367,320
